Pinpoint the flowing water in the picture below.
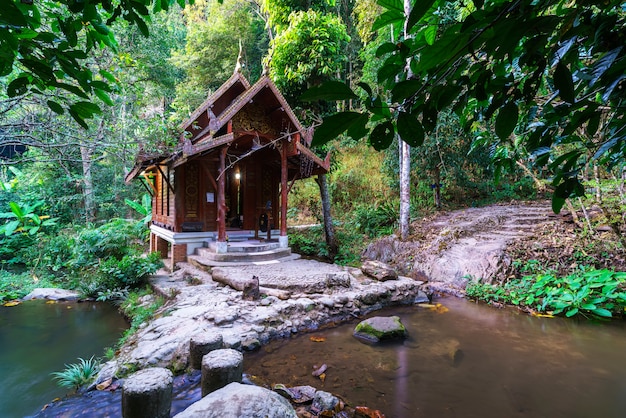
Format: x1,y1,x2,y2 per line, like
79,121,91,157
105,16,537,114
0,300,128,418
29,296,626,418
245,296,626,418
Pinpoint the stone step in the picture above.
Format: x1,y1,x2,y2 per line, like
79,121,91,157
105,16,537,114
194,246,292,263
188,252,300,269
202,240,280,254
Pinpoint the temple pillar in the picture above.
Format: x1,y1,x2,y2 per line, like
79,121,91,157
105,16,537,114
171,243,187,267
153,234,169,259
280,142,288,248
216,146,227,253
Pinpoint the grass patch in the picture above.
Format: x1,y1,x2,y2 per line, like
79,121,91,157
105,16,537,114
0,270,56,302
51,356,101,390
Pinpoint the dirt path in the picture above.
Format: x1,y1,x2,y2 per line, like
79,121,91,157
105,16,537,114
363,202,557,292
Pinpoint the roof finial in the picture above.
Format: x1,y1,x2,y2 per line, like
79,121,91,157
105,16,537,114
234,40,243,74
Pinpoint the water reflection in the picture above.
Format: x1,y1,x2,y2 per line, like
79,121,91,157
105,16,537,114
244,297,626,418
0,300,128,417
24,297,626,418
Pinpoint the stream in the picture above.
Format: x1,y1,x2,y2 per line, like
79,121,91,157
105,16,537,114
0,300,128,418
25,296,626,417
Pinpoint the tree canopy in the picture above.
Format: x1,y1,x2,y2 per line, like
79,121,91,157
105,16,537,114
309,0,626,212
1,0,192,127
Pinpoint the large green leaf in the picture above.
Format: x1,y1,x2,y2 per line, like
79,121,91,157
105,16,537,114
346,113,370,141
372,10,404,32
554,62,575,103
0,1,28,26
312,112,366,147
47,100,64,115
369,121,394,151
406,0,437,33
377,0,403,13
495,101,518,139
3,220,20,236
397,111,424,146
9,202,24,219
391,80,422,102
593,308,613,318
300,81,357,101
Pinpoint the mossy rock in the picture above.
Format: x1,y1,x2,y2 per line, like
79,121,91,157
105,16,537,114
353,316,407,343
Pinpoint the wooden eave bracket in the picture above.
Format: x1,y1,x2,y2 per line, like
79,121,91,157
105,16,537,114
139,174,156,196
155,165,175,195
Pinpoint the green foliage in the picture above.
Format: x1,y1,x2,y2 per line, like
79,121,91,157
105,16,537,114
170,0,268,116
1,0,194,127
125,194,152,225
351,202,397,238
51,356,101,390
288,225,365,265
269,10,350,98
466,268,626,320
118,287,166,345
0,201,57,236
310,0,626,211
0,271,55,303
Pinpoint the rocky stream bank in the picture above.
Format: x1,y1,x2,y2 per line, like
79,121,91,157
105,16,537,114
37,201,603,416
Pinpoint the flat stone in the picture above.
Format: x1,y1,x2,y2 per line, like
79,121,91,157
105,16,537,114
175,382,297,418
22,288,80,301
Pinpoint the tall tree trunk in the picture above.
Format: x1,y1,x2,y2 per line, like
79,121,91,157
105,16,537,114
80,144,95,223
316,173,338,260
399,136,411,240
397,0,413,241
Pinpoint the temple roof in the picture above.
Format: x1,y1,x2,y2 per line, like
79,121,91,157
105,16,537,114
125,72,328,183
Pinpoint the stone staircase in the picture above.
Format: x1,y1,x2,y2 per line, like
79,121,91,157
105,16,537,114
188,235,298,268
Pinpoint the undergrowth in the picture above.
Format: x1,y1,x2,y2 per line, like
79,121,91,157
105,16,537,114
466,267,626,319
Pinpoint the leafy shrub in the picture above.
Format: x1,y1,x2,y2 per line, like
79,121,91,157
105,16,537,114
79,252,162,299
51,356,101,389
466,268,626,319
288,224,366,266
351,202,398,238
0,270,55,302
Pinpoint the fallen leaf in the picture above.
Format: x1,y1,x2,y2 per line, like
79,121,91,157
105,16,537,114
96,378,113,391
355,406,386,418
309,336,326,342
318,372,326,383
3,301,21,307
531,312,554,318
46,300,57,304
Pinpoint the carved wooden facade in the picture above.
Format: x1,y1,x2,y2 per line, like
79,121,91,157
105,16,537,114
126,72,329,263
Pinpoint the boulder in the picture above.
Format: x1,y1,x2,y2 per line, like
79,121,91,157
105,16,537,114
361,261,398,281
174,382,297,418
353,316,407,343
22,288,80,301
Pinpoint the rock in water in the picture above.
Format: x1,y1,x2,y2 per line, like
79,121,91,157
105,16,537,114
361,260,398,281
174,382,297,418
353,316,407,343
22,288,80,301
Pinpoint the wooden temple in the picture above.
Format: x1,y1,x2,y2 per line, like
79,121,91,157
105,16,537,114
125,69,329,267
